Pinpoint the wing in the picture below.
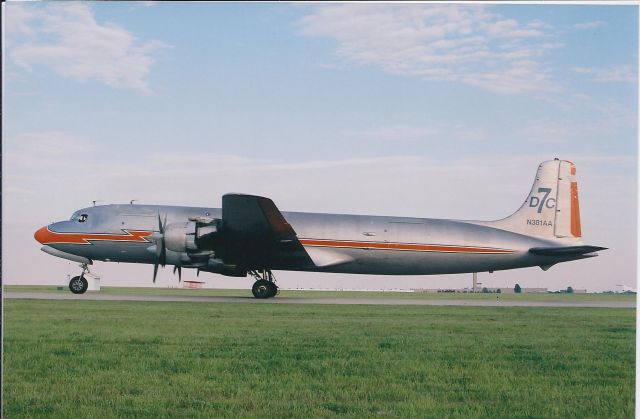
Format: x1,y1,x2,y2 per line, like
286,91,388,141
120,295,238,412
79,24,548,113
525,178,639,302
220,194,312,268
222,194,297,242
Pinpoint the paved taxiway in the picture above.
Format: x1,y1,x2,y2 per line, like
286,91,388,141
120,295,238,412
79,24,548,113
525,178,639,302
5,292,635,308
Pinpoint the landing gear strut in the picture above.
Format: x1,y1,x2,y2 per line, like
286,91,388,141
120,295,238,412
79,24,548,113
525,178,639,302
249,269,278,299
69,263,90,294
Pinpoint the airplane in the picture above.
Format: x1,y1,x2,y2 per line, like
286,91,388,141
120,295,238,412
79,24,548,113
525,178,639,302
34,159,606,298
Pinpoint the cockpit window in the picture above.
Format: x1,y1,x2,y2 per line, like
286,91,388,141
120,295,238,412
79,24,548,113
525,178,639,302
69,211,90,222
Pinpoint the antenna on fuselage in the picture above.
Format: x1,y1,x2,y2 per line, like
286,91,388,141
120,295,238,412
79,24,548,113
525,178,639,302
130,199,138,205
92,200,102,207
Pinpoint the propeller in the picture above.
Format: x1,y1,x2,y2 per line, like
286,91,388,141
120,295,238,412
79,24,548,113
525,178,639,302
173,265,182,282
152,213,167,283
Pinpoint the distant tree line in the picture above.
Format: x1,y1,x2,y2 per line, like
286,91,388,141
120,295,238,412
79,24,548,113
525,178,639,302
513,283,575,294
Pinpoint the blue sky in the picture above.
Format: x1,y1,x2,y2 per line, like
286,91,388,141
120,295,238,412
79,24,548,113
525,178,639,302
4,3,638,291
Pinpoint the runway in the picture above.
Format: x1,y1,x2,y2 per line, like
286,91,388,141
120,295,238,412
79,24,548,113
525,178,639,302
5,292,636,308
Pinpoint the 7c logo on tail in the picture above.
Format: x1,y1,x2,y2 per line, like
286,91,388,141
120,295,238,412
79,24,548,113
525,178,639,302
529,188,556,213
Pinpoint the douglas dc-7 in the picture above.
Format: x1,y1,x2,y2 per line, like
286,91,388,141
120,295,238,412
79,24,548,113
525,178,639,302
35,159,605,298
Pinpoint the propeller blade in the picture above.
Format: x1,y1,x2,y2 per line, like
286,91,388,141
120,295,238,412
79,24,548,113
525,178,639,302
150,214,168,284
158,213,166,234
155,243,166,268
159,246,166,268
156,213,167,267
173,265,182,282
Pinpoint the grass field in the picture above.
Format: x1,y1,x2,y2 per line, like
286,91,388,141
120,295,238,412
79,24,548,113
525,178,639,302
5,284,637,302
3,298,635,417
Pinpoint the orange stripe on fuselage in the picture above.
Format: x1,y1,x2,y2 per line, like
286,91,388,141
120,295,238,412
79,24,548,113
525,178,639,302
35,227,515,254
35,226,153,245
299,239,515,254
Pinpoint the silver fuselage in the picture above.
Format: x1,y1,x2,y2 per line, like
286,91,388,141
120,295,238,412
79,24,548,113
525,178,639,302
37,204,583,275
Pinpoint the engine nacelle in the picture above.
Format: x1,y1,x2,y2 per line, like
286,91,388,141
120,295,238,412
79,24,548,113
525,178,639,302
194,223,221,250
164,219,222,254
164,221,197,253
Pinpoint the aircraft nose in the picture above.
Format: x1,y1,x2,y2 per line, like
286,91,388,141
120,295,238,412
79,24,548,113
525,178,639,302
34,225,50,245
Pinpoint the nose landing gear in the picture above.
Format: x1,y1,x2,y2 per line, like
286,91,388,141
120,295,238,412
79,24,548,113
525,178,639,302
69,275,88,294
249,269,278,299
69,263,92,294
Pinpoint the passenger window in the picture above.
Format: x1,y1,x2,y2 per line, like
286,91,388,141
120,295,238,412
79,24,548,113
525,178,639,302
78,214,88,223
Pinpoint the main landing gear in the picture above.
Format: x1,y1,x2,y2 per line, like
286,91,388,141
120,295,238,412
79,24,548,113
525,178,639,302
69,263,90,294
250,269,278,299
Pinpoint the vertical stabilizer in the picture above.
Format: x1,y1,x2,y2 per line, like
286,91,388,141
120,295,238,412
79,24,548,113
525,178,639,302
481,159,582,242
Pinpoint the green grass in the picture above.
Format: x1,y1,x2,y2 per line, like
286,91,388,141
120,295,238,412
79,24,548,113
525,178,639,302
3,299,635,418
5,284,637,302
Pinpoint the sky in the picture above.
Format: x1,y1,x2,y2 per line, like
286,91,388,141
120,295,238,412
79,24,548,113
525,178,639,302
3,2,638,292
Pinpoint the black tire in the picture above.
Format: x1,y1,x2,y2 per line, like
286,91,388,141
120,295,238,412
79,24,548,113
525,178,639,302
69,275,88,294
252,280,272,299
267,281,278,298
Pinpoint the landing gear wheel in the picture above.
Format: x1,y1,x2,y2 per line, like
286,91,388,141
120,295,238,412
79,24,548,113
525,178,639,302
69,275,88,294
249,269,278,299
252,279,272,299
267,281,278,298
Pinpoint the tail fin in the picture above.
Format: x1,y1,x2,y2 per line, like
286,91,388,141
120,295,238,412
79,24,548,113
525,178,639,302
484,159,583,242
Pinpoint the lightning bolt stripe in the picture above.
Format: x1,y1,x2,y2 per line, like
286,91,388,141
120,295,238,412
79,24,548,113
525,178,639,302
299,238,516,254
35,226,153,245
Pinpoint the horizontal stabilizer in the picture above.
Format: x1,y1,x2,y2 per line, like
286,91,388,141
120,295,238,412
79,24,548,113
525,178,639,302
529,245,607,256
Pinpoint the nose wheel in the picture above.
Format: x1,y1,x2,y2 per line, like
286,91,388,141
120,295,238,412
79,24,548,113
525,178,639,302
69,263,92,294
250,270,278,299
69,275,88,294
